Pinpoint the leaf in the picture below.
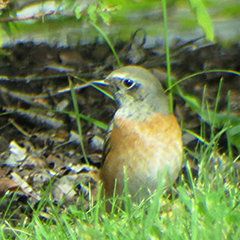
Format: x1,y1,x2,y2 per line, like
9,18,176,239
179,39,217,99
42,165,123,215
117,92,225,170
75,6,82,20
0,177,19,197
64,0,78,10
99,12,111,25
227,125,240,151
10,172,40,200
2,22,11,36
188,0,214,41
0,31,2,48
177,86,201,112
177,86,240,127
178,85,240,150
87,5,97,23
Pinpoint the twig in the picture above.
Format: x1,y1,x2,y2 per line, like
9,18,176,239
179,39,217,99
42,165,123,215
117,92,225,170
0,10,78,23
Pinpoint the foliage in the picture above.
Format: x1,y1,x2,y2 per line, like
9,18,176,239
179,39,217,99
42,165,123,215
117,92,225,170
1,0,239,47
188,0,214,41
173,70,240,151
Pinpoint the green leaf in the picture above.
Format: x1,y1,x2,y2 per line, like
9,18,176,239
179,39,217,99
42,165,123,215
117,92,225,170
0,30,3,48
227,125,240,150
99,12,111,25
65,0,77,10
2,22,11,36
228,125,240,137
75,6,83,20
188,0,214,41
179,88,240,127
87,5,97,23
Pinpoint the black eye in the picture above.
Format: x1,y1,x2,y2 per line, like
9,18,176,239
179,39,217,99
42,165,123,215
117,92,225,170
122,79,135,89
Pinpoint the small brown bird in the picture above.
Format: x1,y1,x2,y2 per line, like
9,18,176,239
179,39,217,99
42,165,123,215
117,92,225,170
100,66,182,211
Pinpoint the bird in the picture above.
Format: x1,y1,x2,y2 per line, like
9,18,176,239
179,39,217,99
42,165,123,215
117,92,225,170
100,66,183,212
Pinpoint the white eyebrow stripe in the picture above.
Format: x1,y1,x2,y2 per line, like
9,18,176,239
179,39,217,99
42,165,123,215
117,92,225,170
112,76,125,80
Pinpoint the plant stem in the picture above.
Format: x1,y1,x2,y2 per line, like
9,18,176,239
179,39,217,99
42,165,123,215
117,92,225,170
162,0,173,113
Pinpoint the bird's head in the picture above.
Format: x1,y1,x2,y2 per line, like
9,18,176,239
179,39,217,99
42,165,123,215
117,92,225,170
105,66,170,115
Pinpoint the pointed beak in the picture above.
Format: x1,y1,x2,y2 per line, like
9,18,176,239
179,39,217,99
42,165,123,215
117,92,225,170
92,79,108,86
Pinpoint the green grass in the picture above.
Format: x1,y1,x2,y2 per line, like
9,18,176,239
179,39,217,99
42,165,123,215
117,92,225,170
1,148,240,240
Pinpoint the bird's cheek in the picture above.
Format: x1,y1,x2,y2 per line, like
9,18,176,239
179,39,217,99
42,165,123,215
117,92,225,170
114,92,126,105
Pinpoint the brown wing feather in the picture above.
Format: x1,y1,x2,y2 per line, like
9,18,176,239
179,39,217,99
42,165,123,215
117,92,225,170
101,121,114,166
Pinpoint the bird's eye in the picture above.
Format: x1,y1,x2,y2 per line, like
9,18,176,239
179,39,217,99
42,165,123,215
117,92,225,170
122,79,135,89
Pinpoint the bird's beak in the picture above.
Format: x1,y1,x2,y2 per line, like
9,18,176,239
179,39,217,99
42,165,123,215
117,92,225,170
91,79,114,100
104,75,112,85
92,79,108,86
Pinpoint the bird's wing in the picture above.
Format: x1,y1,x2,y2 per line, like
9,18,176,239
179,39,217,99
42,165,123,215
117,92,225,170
101,120,114,166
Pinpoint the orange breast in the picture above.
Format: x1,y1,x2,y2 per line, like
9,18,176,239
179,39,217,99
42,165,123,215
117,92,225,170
100,113,182,202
